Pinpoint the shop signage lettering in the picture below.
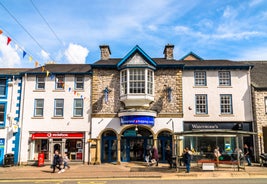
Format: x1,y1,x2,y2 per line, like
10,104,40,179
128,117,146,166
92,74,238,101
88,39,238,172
120,116,154,126
191,123,219,129
31,132,84,139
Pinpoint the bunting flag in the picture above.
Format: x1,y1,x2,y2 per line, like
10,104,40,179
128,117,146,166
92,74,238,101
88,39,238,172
50,74,55,80
0,29,3,34
46,70,50,77
41,66,45,72
29,56,33,62
34,61,39,67
7,37,11,45
68,87,71,92
22,51,27,58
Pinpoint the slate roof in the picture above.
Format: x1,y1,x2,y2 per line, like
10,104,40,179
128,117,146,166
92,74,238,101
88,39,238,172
93,58,252,70
23,64,92,74
0,68,31,75
242,61,267,89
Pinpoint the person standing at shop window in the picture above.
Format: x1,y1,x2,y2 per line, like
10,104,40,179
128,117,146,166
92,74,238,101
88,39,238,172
244,144,252,166
165,145,172,169
214,146,221,167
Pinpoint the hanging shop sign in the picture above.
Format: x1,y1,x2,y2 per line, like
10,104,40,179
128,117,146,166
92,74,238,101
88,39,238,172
31,132,84,140
120,116,154,126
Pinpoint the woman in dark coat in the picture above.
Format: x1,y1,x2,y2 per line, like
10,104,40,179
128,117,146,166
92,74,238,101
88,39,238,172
183,147,192,173
152,146,159,166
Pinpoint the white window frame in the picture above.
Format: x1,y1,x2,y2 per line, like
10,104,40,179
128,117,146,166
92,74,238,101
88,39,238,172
120,68,154,95
194,71,206,86
73,99,83,117
220,94,233,114
0,103,5,126
75,75,84,90
54,99,64,117
34,99,44,117
219,71,231,86
195,94,208,114
36,75,45,89
55,75,65,90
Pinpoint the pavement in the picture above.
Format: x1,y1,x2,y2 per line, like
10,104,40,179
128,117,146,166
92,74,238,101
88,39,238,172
0,162,267,181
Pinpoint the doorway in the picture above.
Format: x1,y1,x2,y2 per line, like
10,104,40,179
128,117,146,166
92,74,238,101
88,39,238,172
101,130,117,163
121,127,153,162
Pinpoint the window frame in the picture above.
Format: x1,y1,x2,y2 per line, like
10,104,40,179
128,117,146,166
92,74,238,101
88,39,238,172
0,78,7,97
120,68,154,95
264,97,267,114
34,99,44,117
194,71,207,86
36,75,45,90
73,98,83,117
55,75,65,90
218,71,231,86
75,75,84,90
54,99,64,117
195,94,208,114
220,94,233,114
0,103,6,127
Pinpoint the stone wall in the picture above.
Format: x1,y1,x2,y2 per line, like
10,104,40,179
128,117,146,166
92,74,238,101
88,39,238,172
252,88,267,156
92,68,183,118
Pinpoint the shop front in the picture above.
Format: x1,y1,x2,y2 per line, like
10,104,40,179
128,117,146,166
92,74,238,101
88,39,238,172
178,122,255,162
100,114,173,163
30,132,85,162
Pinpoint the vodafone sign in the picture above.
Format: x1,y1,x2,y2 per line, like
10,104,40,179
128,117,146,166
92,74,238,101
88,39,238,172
31,132,84,139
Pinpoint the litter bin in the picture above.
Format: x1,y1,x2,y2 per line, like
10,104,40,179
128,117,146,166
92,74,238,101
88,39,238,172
38,152,44,167
4,153,14,167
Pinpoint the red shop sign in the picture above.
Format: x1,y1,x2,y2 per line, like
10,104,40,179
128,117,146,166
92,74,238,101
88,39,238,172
31,132,84,140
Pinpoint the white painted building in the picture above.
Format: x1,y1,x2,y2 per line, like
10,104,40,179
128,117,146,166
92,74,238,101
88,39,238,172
19,64,91,165
0,69,27,166
181,52,254,157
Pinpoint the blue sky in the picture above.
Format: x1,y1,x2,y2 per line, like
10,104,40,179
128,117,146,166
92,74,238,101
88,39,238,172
1,0,267,68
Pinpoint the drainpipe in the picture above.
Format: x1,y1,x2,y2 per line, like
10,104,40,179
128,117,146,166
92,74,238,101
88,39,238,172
18,73,27,165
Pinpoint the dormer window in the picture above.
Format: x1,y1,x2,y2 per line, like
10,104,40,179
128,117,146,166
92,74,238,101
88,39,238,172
120,68,154,107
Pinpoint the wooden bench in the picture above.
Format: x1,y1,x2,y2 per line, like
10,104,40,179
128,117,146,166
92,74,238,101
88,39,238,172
197,159,241,171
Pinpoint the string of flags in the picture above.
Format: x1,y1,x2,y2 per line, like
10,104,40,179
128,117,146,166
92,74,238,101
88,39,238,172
0,29,87,100
0,29,42,68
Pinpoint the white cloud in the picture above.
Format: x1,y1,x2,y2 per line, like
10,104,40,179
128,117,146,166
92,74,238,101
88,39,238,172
223,6,236,18
0,35,21,68
40,50,50,61
249,0,263,7
64,43,89,64
234,46,267,61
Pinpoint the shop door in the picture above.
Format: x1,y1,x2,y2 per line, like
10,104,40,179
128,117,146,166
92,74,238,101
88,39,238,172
53,142,63,154
101,137,117,163
158,137,172,162
121,137,153,162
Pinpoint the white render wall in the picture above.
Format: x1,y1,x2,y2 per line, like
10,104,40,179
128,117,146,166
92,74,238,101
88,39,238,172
182,70,253,122
91,117,183,138
19,74,91,163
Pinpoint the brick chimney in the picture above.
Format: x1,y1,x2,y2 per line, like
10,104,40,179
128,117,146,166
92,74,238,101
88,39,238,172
163,44,174,60
99,45,111,60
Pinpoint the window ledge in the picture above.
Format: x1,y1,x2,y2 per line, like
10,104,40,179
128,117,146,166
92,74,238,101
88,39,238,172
33,89,46,92
31,117,44,119
193,86,208,88
52,89,65,92
217,86,232,88
74,89,84,92
219,114,234,117
71,117,84,119
194,114,209,117
51,116,64,119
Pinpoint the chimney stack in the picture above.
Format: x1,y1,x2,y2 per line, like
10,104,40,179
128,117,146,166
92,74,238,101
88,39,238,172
163,44,174,60
99,45,111,60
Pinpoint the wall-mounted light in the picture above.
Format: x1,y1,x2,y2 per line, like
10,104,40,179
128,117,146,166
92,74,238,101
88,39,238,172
135,125,138,132
103,87,111,103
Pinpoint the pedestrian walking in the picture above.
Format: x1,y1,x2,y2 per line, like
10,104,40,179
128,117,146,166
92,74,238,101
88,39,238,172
165,145,172,168
63,152,70,169
214,146,221,167
152,145,159,166
183,147,192,173
51,150,63,173
244,144,252,166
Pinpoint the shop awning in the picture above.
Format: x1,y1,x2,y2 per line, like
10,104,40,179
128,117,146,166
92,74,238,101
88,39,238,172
173,129,257,136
